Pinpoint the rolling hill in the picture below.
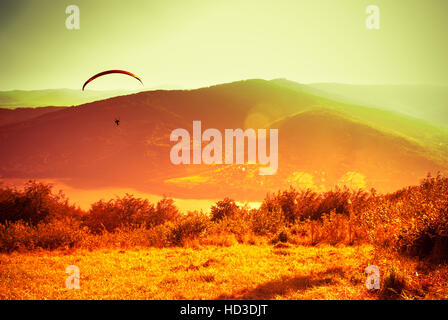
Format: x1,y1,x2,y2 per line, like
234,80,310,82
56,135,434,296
0,107,65,127
307,82,448,127
0,89,136,109
0,79,447,201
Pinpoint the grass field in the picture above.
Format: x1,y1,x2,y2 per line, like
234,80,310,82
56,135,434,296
2,243,446,300
0,244,379,300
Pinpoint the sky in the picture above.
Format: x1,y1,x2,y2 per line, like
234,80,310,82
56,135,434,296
0,0,447,90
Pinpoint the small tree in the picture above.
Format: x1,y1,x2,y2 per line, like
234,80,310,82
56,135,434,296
84,195,181,233
261,188,299,223
211,198,239,221
0,181,72,225
155,197,180,225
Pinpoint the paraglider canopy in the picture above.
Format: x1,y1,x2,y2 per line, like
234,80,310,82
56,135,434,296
82,70,143,90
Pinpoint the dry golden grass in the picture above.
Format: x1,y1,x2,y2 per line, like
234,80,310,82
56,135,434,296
1,243,448,300
0,243,377,300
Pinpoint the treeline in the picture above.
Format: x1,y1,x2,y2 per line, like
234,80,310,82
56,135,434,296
1,175,447,262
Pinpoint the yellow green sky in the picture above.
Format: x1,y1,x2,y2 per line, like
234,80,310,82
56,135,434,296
0,0,447,90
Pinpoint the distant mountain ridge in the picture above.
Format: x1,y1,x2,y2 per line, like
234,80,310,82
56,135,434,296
0,79,447,200
0,89,137,109
307,82,448,127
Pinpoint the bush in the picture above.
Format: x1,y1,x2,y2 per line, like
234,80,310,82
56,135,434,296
321,211,348,245
0,218,87,252
271,228,290,244
262,188,299,223
260,186,371,223
168,212,210,246
251,205,284,235
146,223,176,247
0,181,79,225
361,174,448,262
210,198,239,221
0,220,34,252
1,174,447,256
210,214,250,237
83,195,179,233
155,197,181,225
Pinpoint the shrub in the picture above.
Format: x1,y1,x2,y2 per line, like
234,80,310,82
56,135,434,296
210,214,251,237
155,197,181,225
145,223,174,247
33,218,87,250
83,195,179,233
361,174,448,262
210,198,239,221
262,188,299,223
0,218,87,252
260,186,372,223
271,228,290,244
1,174,446,255
168,212,210,246
84,198,129,233
0,181,79,225
0,220,34,252
251,205,284,235
321,211,348,245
